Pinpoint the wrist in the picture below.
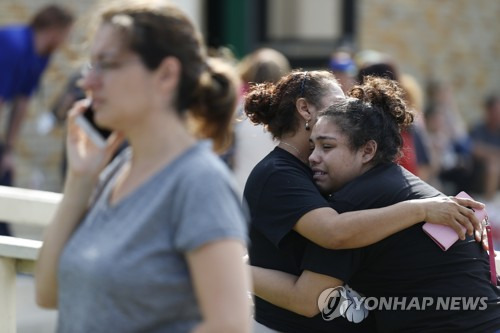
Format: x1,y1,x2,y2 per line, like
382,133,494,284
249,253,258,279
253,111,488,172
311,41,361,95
63,172,98,194
408,200,426,223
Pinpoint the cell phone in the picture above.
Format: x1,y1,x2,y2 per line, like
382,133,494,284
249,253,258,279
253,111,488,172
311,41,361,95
422,191,487,251
74,103,112,148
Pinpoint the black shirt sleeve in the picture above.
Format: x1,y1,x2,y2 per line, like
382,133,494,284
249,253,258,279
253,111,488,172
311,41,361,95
301,241,362,282
251,165,329,248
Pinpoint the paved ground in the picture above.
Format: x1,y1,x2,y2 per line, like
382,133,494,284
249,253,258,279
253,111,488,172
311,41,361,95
16,275,57,333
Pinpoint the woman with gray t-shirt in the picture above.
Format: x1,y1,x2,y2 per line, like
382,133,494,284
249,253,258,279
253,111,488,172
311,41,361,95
34,2,251,332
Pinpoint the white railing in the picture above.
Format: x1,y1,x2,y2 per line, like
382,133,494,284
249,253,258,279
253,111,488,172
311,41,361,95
0,185,60,333
0,236,41,333
0,185,60,227
0,185,499,332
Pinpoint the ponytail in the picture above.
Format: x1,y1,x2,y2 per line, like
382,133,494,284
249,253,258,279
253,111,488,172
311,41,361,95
189,58,240,152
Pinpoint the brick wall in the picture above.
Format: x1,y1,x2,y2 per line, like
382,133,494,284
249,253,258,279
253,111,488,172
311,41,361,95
358,0,500,124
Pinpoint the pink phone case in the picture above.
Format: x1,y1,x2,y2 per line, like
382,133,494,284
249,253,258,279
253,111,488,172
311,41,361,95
422,191,487,251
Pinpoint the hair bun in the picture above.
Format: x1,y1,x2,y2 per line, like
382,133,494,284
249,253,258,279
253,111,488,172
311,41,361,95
244,82,276,126
349,76,413,129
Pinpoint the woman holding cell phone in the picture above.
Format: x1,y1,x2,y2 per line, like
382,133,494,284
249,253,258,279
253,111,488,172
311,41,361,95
35,1,251,332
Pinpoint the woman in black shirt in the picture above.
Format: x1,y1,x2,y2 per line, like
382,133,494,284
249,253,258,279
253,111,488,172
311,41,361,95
250,76,499,332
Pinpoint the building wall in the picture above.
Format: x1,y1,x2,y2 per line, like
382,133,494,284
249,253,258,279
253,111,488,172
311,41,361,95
358,0,500,124
1,0,498,192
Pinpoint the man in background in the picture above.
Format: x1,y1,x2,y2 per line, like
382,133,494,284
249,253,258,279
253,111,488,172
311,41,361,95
0,4,74,235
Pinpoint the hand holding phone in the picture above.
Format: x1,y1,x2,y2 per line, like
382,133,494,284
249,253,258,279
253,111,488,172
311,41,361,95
74,103,112,148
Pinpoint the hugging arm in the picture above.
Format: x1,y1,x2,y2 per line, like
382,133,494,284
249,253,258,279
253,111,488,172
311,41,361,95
252,266,342,318
294,196,483,250
251,240,358,318
257,166,482,251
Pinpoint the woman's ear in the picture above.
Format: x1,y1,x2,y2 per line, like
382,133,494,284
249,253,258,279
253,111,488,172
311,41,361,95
295,97,311,122
361,140,377,164
156,56,181,94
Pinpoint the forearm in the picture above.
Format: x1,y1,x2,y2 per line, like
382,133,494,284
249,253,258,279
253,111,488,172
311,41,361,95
35,173,96,308
295,202,426,250
252,266,317,317
5,97,29,148
332,200,425,249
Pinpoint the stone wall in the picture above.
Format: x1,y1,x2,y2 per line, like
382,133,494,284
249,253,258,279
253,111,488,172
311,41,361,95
358,0,500,124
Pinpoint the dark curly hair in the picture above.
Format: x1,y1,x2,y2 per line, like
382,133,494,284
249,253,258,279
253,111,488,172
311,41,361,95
244,70,340,139
320,76,414,164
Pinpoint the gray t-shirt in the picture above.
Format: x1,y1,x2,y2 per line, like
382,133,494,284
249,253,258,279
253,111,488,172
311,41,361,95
57,142,248,333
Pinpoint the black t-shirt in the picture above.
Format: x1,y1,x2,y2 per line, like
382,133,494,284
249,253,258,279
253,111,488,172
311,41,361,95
302,163,500,333
245,147,375,332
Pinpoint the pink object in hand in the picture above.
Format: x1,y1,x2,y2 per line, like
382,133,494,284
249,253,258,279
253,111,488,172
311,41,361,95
422,191,487,251
422,191,497,285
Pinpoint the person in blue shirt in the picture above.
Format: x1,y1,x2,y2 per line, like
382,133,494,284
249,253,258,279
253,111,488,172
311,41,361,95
0,4,73,235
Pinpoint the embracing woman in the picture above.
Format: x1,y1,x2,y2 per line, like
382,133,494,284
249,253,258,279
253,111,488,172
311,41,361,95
251,76,500,332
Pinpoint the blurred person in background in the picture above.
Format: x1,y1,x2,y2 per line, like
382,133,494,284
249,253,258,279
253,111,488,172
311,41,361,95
356,56,433,181
0,4,74,236
35,1,251,332
51,70,86,125
238,48,291,93
233,48,291,194
425,103,473,193
424,81,475,194
356,59,421,177
400,73,433,181
329,50,356,94
51,68,86,178
470,94,500,201
427,81,469,146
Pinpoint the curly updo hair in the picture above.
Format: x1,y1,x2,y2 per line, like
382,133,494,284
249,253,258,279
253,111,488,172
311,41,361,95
320,76,414,165
244,70,340,139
